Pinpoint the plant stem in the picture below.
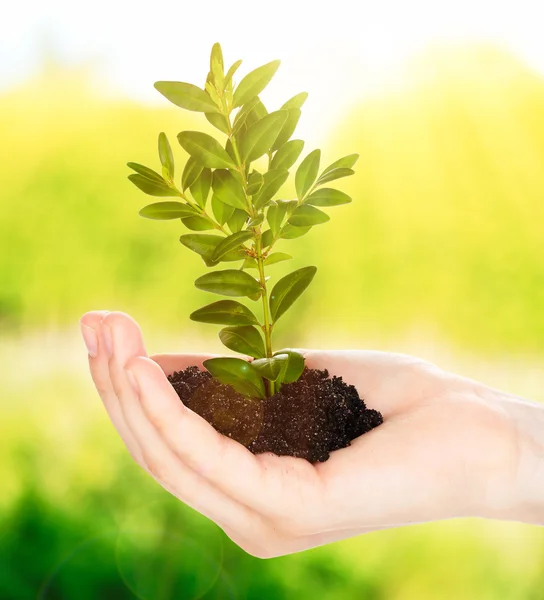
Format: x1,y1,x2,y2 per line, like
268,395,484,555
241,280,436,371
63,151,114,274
255,232,275,395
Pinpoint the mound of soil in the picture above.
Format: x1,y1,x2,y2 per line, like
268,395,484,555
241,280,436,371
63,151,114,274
167,367,383,463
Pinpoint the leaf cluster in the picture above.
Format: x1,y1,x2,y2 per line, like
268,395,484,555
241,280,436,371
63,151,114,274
128,43,358,398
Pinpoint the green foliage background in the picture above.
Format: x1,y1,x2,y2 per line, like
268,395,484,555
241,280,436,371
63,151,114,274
1,46,543,598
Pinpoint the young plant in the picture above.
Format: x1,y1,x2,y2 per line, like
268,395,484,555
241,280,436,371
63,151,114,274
128,43,358,399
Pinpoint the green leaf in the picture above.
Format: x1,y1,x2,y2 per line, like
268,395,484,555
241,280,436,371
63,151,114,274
281,92,308,110
179,233,243,265
232,96,261,134
191,300,259,326
203,357,265,399
154,81,220,113
321,153,359,176
212,169,248,211
195,269,261,297
269,266,317,322
239,111,288,163
251,354,289,382
224,60,242,88
189,168,212,208
243,99,268,129
212,230,254,262
181,216,214,231
241,257,258,270
305,188,352,206
254,169,289,209
265,252,292,266
139,201,198,220
316,167,355,186
270,109,301,153
219,326,265,358
158,133,175,180
211,195,235,226
181,156,203,191
127,163,166,183
295,149,321,199
270,139,305,171
247,171,264,195
227,209,248,233
261,229,274,248
205,112,230,134
267,200,295,236
178,131,236,169
233,60,281,108
210,42,224,83
273,349,305,383
128,174,177,197
280,224,312,239
288,205,329,227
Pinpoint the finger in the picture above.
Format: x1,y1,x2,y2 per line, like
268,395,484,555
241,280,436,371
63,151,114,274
102,313,275,535
80,310,145,464
126,354,322,522
151,353,217,377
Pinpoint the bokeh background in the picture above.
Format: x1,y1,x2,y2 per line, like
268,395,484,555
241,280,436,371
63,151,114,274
1,0,543,598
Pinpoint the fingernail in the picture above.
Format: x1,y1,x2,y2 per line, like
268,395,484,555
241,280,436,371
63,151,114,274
80,323,98,358
102,322,114,357
125,369,139,394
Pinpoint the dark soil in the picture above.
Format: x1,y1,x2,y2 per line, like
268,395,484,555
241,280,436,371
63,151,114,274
167,367,383,463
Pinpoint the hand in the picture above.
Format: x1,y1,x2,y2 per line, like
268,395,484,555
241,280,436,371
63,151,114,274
80,310,544,558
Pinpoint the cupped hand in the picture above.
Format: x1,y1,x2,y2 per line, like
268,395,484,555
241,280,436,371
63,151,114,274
80,310,523,558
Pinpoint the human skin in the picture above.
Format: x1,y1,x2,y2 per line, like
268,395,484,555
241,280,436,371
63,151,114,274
79,310,544,558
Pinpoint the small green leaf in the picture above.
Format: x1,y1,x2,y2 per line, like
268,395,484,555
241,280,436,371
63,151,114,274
212,230,254,262
128,174,177,197
154,81,220,113
305,188,352,206
281,92,308,110
270,108,301,152
254,169,289,209
158,133,175,180
288,205,329,227
243,99,268,129
178,131,236,169
261,229,274,248
316,167,355,186
203,357,265,399
251,354,289,382
241,257,258,270
273,349,305,383
270,139,305,171
269,266,317,322
211,195,235,226
239,111,288,163
127,163,166,183
219,326,265,358
205,112,230,134
195,269,261,297
321,153,359,176
295,149,321,199
232,96,261,134
265,252,292,266
212,169,248,211
179,233,244,265
233,60,281,108
189,168,212,208
227,209,248,233
267,200,295,236
247,171,264,195
181,216,214,231
280,224,312,239
182,156,203,191
210,42,224,84
139,201,198,220
224,59,242,88
191,300,259,326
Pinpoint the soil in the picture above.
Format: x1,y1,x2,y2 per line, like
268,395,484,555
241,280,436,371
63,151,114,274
167,367,383,463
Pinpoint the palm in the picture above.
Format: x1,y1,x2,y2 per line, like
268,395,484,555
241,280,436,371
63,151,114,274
82,311,515,557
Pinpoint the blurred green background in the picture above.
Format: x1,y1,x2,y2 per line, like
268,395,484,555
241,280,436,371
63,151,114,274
1,18,544,600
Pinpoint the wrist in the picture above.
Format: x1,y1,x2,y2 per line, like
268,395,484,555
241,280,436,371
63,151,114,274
479,387,544,525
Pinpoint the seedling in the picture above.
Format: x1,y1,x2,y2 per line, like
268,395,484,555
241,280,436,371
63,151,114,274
128,43,357,399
